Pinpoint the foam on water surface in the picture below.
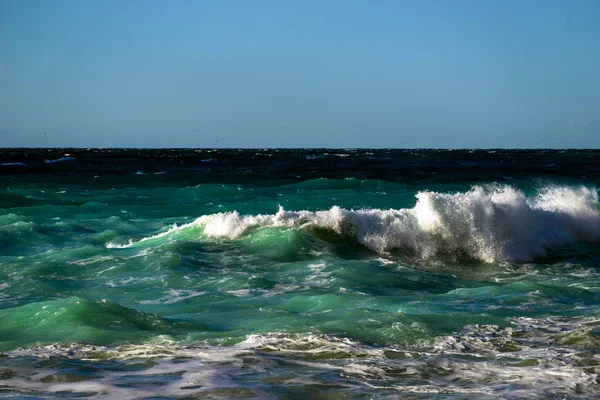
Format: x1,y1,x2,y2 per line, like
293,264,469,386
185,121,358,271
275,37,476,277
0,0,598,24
3,316,599,399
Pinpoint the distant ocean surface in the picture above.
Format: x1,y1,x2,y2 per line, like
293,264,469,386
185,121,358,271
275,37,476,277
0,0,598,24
1,148,600,399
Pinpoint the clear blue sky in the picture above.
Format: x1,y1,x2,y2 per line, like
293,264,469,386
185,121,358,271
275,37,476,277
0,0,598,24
1,0,599,148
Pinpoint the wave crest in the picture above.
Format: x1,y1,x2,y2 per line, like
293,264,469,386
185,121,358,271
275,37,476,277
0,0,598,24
110,185,600,262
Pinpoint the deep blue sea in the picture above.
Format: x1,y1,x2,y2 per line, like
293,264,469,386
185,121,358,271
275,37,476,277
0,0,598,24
1,148,600,399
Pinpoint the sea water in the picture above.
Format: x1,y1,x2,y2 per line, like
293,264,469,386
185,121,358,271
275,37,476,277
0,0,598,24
1,149,599,399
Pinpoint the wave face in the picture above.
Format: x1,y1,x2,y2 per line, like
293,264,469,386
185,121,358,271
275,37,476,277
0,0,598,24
3,149,600,399
118,185,600,263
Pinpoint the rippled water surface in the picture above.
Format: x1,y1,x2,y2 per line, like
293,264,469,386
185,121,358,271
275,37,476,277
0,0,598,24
1,149,600,399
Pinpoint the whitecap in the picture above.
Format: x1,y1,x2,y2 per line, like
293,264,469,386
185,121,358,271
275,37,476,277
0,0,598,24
107,185,600,263
45,157,75,163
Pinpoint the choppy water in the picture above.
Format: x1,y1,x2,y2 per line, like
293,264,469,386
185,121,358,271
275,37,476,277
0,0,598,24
1,149,600,399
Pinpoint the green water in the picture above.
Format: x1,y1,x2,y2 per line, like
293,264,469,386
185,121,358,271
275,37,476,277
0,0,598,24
1,149,600,399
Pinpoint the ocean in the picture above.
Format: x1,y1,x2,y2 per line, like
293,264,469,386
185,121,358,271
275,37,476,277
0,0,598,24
1,148,599,399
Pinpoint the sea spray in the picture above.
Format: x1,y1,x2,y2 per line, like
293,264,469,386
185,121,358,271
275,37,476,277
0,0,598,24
109,185,600,262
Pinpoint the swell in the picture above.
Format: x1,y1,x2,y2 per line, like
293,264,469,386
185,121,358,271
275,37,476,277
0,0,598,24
0,297,200,351
107,185,600,263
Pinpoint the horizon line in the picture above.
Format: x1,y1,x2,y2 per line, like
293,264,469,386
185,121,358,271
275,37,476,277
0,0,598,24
2,147,599,151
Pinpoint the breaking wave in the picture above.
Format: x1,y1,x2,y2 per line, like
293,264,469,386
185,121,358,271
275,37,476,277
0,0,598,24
108,185,600,262
45,156,76,164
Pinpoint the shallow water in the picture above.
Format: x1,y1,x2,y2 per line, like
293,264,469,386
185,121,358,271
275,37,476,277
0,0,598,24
1,149,599,399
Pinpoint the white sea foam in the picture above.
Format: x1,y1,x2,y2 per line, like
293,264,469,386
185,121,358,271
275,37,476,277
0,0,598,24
108,185,600,262
44,157,76,163
106,223,181,248
5,323,599,399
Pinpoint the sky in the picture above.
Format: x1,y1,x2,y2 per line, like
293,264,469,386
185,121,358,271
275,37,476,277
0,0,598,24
1,0,599,148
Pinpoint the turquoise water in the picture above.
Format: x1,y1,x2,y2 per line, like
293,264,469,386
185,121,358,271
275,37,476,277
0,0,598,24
1,149,600,399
